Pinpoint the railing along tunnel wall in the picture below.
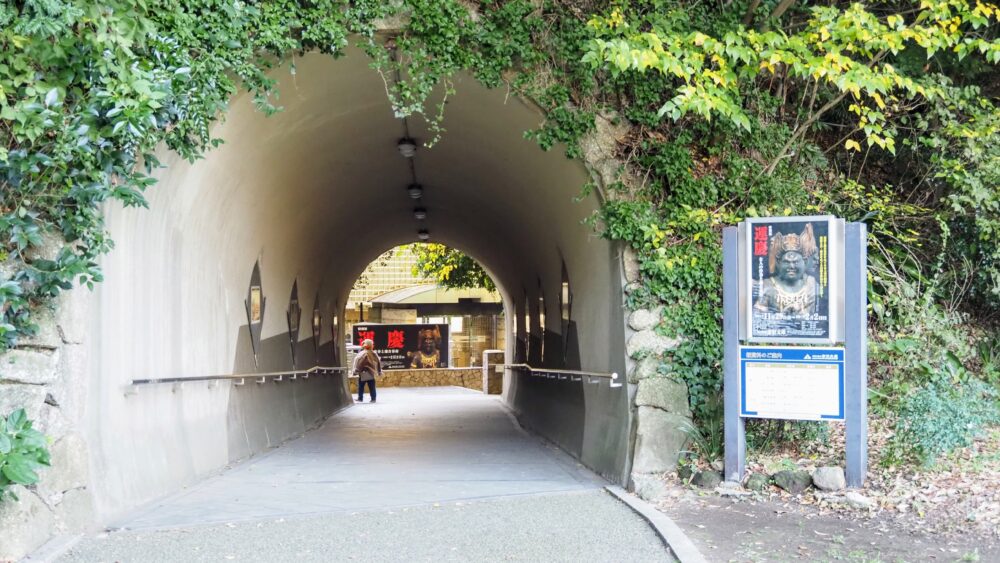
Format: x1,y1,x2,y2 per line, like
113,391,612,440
76,45,633,526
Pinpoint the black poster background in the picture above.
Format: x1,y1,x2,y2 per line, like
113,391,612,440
353,323,450,370
749,218,831,340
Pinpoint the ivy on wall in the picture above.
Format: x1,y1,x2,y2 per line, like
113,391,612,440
0,0,372,347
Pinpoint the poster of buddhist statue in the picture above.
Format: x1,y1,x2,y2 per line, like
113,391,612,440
745,216,841,343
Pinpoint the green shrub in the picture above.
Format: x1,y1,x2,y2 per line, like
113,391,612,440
678,393,724,462
746,419,830,454
977,336,1000,387
885,379,1000,468
0,409,50,500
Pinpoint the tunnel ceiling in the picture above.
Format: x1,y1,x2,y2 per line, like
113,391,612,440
191,48,599,301
107,43,619,367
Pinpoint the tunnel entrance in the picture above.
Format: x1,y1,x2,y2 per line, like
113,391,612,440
82,47,632,521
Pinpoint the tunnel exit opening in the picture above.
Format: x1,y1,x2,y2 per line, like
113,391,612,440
344,244,505,370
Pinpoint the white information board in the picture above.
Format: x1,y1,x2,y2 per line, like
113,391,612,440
740,346,845,421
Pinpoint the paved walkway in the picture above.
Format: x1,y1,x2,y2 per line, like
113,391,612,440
57,387,672,561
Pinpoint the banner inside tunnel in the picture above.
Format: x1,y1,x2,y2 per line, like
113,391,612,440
353,323,450,370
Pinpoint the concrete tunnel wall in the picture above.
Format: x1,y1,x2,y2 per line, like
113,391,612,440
84,48,631,521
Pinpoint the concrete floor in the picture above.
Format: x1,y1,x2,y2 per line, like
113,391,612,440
56,387,672,561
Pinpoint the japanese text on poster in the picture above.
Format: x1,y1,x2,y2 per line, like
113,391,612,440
353,323,450,370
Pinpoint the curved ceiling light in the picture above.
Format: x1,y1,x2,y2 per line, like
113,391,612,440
407,183,423,199
413,207,427,220
417,229,430,241
398,137,417,158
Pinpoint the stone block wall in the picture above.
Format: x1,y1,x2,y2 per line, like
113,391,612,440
0,277,94,561
622,248,695,498
348,368,486,393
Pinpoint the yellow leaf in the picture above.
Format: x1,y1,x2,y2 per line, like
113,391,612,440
872,93,886,109
639,50,658,69
845,139,862,152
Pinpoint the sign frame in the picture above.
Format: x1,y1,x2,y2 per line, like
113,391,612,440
352,323,450,370
739,346,845,421
739,215,845,345
724,222,868,488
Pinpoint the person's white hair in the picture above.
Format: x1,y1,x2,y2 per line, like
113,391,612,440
362,339,374,349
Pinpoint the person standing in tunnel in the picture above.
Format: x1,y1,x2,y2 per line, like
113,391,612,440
352,339,382,403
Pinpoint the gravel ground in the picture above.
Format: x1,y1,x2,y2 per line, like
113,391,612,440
741,421,1000,543
660,492,997,562
58,490,675,562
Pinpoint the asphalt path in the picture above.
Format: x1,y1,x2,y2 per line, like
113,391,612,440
57,387,673,562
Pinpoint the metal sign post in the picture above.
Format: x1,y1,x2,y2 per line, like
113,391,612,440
723,227,745,482
844,222,868,487
723,220,868,487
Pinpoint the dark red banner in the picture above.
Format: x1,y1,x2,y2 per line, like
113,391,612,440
353,323,450,370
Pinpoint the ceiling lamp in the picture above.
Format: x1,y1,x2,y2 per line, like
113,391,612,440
413,207,427,220
407,183,423,199
398,137,417,158
417,229,430,241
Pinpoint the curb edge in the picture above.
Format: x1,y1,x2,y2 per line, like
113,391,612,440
605,485,708,563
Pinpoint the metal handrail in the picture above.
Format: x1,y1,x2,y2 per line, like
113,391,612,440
503,363,622,387
130,365,347,386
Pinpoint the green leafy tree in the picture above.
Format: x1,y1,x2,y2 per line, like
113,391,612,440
583,1,1000,164
409,244,496,292
581,0,1000,438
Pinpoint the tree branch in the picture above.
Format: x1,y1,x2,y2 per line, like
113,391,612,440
769,0,797,21
764,89,848,175
762,0,797,31
741,0,762,27
765,48,889,175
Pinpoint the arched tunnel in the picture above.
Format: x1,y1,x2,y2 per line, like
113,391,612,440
85,48,631,520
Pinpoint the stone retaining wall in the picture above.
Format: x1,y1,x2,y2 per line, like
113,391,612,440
348,368,486,393
623,247,696,499
0,272,94,561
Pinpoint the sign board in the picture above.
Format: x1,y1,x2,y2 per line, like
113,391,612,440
740,346,845,421
725,221,867,487
741,216,844,344
353,323,449,370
